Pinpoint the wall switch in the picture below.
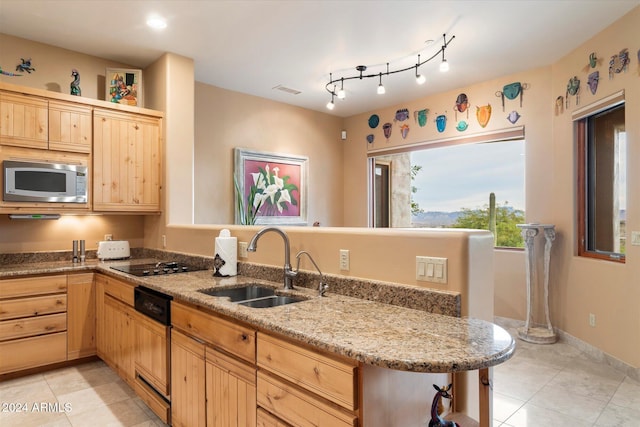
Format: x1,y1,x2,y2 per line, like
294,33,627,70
631,231,640,246
416,256,448,284
339,249,350,271
239,242,248,258
104,234,113,241
161,235,167,248
589,313,596,327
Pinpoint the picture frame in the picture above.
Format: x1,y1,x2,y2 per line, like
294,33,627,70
105,68,142,107
234,148,308,226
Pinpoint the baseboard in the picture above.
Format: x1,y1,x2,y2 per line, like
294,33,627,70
494,316,639,382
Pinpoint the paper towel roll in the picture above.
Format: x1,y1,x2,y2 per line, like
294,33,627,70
214,229,237,277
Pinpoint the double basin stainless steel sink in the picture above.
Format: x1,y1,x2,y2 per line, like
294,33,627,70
198,285,306,308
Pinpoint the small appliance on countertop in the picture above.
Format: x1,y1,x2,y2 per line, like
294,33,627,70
97,240,131,260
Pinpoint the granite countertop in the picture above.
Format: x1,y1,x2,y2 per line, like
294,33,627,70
0,259,516,373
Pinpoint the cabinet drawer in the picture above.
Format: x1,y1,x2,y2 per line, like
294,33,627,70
99,275,134,306
172,301,256,364
0,332,67,374
257,333,357,410
0,312,66,341
0,294,67,321
0,275,67,298
257,408,291,427
257,371,356,427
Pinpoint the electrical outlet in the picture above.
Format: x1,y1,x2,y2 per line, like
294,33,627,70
339,249,350,271
631,231,640,246
589,313,596,327
161,235,167,248
104,234,113,241
238,242,248,258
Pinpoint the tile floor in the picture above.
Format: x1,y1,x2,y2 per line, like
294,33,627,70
493,325,640,427
1,331,639,427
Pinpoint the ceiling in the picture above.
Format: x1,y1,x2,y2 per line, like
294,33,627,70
1,0,638,117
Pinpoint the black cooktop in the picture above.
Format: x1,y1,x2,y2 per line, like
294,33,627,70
111,261,205,277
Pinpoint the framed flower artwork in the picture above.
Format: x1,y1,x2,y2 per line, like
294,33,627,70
234,148,308,225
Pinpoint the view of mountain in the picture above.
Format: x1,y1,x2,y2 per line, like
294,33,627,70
411,211,462,227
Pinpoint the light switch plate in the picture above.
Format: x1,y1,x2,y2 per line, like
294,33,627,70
631,231,640,246
416,256,447,284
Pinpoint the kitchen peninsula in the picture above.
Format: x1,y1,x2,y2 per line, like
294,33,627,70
0,254,515,427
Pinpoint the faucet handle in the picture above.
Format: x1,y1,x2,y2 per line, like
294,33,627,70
319,281,328,297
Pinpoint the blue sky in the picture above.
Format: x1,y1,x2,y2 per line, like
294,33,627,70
411,140,525,212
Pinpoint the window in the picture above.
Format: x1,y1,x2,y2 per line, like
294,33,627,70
369,130,526,248
576,94,626,262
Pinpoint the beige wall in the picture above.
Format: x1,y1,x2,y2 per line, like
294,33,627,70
1,6,638,369
193,83,345,226
343,6,640,369
0,33,132,101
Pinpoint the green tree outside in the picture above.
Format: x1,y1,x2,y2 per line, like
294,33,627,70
451,201,525,248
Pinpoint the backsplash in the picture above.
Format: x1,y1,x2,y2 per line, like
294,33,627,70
0,248,460,317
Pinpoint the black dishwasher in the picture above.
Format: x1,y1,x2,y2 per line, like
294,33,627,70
134,286,172,325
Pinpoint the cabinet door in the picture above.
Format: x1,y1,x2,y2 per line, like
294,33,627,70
171,329,206,427
48,101,92,153
135,313,169,396
103,294,136,386
0,91,48,149
205,347,256,427
67,273,96,360
93,109,161,212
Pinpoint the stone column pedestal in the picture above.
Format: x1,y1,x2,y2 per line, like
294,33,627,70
516,223,557,344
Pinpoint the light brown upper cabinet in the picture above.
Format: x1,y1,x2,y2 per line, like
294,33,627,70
0,91,48,150
48,100,92,153
93,108,162,213
0,92,92,154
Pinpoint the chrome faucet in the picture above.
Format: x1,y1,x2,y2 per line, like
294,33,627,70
295,251,328,297
247,227,296,290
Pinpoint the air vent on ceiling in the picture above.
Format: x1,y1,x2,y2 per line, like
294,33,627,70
272,85,301,95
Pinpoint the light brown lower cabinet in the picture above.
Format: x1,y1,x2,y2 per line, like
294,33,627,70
257,407,291,427
0,274,68,375
101,291,136,387
206,346,256,427
171,328,206,427
67,273,96,360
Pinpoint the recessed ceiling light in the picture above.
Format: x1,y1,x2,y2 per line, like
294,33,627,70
147,16,167,29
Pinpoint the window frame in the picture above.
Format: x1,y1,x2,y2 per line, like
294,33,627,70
575,93,626,263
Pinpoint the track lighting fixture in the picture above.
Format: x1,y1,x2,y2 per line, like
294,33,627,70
326,81,336,109
415,54,426,84
337,78,346,99
325,34,454,109
377,72,385,94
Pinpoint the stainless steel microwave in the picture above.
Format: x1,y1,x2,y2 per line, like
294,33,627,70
3,160,87,203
